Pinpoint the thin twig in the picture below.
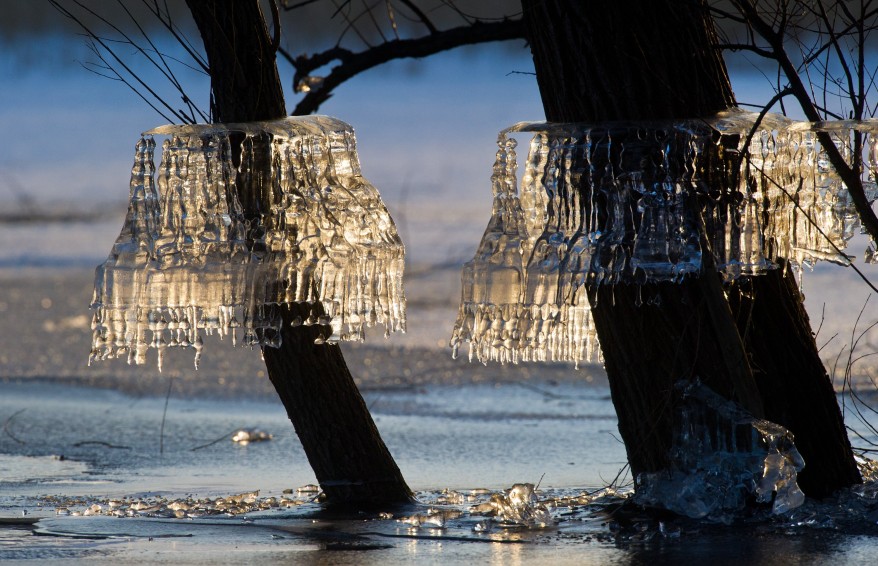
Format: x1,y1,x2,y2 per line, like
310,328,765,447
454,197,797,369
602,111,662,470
744,158,878,294
398,0,437,34
286,18,525,115
49,0,193,123
269,0,282,52
160,376,174,455
139,0,209,72
2,409,26,445
190,428,242,451
73,440,132,450
282,0,323,11
732,0,878,244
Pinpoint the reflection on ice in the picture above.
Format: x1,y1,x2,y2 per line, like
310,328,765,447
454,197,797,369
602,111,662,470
635,382,805,521
452,110,878,365
90,116,406,369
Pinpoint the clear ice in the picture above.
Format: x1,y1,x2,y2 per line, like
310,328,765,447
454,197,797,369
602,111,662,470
477,483,552,528
635,381,805,521
90,116,406,369
451,109,878,365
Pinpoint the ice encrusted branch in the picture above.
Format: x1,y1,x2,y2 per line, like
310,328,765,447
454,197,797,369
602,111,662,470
727,0,878,246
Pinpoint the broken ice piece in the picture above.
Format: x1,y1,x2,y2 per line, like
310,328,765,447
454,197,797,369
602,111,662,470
482,483,552,528
635,381,806,520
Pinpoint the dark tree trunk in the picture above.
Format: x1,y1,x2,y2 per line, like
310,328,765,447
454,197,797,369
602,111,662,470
727,263,860,496
522,0,859,497
186,0,412,505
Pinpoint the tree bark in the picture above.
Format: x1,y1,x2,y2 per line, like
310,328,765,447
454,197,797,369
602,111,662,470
186,0,412,505
727,263,860,496
522,0,859,497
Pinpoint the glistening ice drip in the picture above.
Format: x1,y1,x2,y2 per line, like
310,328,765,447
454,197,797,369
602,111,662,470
452,110,878,365
90,116,406,370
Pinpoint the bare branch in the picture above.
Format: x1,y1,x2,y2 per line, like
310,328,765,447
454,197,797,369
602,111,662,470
282,0,323,10
813,0,858,116
115,0,209,122
284,17,525,115
50,0,193,123
397,0,438,33
802,7,878,66
732,0,878,247
385,0,400,39
709,5,750,24
138,0,209,72
715,42,776,58
269,0,282,52
83,40,177,123
741,86,793,151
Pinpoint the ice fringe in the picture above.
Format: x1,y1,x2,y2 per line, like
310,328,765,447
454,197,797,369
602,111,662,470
89,116,406,370
635,381,805,521
451,109,878,366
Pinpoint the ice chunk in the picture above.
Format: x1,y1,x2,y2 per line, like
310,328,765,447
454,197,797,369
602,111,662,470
471,483,552,528
635,381,806,520
452,111,878,365
230,428,273,444
90,116,406,369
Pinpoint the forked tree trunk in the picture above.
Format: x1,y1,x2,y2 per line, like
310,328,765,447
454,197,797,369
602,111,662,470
186,0,412,505
522,0,860,498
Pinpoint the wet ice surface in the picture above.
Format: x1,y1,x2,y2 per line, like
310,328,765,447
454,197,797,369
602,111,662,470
0,379,624,562
0,380,623,498
2,381,878,564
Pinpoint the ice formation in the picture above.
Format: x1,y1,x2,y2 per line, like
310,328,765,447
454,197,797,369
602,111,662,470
635,381,806,521
451,109,878,365
90,116,405,369
472,483,552,528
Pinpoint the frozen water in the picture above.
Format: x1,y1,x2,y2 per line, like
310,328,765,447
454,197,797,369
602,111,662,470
471,483,553,528
449,134,599,366
452,110,878,364
90,116,406,369
635,381,805,521
231,428,273,444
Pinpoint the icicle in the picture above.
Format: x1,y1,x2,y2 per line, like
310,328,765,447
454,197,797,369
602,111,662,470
452,111,878,365
90,116,406,369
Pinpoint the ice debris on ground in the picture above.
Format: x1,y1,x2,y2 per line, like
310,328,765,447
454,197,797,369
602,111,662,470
90,116,406,370
468,483,553,528
230,428,273,444
45,490,315,519
451,110,878,365
28,478,878,544
635,381,805,521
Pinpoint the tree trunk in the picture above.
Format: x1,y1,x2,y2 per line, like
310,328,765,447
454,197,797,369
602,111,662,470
186,0,412,506
727,263,860,496
522,0,860,497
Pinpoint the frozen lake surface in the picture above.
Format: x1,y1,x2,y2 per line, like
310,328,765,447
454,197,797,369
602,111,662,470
2,381,878,564
1,237,878,564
